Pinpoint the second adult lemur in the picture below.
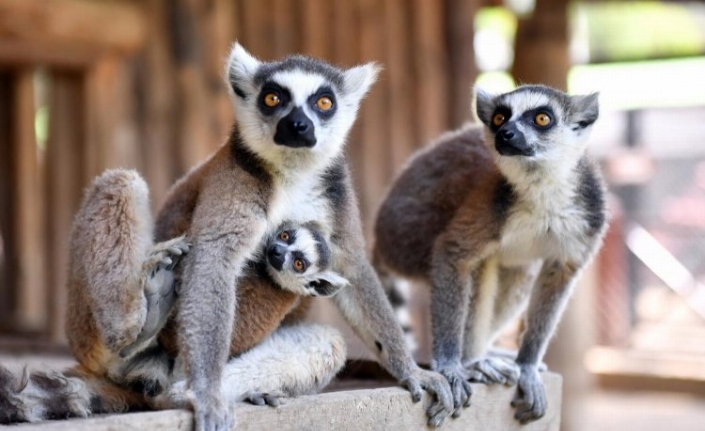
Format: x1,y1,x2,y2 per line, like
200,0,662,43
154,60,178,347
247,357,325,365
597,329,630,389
374,85,607,422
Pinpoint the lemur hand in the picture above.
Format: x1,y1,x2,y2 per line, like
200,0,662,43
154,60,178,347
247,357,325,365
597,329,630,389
400,366,454,427
120,236,190,358
464,356,520,386
511,364,547,423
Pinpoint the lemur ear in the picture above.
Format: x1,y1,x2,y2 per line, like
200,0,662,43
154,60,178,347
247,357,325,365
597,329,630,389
570,92,600,129
308,271,349,297
225,42,261,99
474,87,495,126
342,63,381,103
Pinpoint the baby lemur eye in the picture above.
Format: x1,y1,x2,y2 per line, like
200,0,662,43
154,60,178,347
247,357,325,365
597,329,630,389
316,96,333,111
534,112,552,127
492,113,505,127
264,93,281,107
279,231,290,241
293,259,306,272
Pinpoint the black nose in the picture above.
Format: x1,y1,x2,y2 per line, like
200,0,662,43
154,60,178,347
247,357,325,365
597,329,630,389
500,129,515,140
274,107,317,148
267,244,286,271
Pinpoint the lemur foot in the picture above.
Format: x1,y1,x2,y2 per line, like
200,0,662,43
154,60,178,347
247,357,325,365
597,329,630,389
463,356,520,386
486,347,548,372
120,237,190,359
145,235,191,288
511,364,547,423
194,397,233,431
244,391,286,407
433,362,472,419
400,367,454,427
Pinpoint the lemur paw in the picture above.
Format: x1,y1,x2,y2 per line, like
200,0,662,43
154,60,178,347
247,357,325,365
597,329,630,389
193,396,233,431
243,391,286,407
400,367,454,427
463,356,520,386
146,236,191,286
511,365,547,423
433,363,472,419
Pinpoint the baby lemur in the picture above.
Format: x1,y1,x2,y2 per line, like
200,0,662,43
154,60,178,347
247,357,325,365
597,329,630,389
0,169,348,423
374,85,607,422
152,44,452,430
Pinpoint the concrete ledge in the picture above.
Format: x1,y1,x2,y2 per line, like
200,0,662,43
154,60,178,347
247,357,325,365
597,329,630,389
8,373,562,431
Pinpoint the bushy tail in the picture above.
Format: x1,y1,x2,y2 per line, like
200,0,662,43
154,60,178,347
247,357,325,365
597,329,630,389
0,364,147,424
373,252,417,353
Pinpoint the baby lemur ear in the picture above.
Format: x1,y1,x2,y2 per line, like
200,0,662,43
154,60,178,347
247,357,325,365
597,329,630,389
225,42,261,100
342,63,381,103
308,271,350,297
570,92,600,129
473,87,496,127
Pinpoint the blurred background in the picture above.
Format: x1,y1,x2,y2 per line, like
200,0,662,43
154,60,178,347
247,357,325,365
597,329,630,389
1,0,704,430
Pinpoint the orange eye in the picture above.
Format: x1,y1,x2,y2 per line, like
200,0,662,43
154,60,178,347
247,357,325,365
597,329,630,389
279,231,290,241
316,96,333,111
293,259,306,272
535,113,551,127
492,113,505,127
264,93,280,107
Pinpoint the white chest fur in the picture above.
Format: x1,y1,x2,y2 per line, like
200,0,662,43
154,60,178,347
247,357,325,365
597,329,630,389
499,179,592,266
266,169,333,236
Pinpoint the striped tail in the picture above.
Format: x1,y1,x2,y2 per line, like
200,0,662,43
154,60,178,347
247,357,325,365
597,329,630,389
0,364,147,424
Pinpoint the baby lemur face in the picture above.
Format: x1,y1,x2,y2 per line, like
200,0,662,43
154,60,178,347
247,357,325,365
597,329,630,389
225,44,379,168
265,222,348,297
475,85,599,165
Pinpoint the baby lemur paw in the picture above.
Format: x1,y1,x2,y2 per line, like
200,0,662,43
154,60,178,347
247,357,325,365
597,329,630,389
400,367,454,428
463,356,520,386
511,365,547,423
243,390,286,407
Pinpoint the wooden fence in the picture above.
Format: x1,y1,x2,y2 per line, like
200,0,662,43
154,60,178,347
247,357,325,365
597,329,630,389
0,0,478,341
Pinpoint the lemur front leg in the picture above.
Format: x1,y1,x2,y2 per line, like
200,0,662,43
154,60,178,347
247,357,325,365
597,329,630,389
428,249,474,414
156,324,346,409
120,236,190,359
512,260,579,423
333,259,454,427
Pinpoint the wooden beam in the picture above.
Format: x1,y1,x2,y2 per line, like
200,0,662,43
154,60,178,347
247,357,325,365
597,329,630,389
0,0,147,66
0,71,16,332
8,373,563,431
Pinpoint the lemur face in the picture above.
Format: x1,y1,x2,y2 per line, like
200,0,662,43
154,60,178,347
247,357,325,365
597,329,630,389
225,43,379,168
264,222,348,297
474,85,599,163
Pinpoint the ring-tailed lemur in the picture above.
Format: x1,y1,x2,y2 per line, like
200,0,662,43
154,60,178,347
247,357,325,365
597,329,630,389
374,84,607,422
0,170,348,423
152,43,453,430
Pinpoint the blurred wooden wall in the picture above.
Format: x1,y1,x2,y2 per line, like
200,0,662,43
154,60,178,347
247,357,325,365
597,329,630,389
0,0,478,342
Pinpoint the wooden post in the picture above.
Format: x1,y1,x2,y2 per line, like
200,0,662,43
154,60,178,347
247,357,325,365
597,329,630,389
12,69,47,332
511,0,570,90
45,71,85,342
0,71,16,332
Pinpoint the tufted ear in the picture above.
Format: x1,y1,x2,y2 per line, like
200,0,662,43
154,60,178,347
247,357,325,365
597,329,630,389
473,87,496,126
570,92,600,129
342,62,381,104
225,42,261,99
307,271,349,297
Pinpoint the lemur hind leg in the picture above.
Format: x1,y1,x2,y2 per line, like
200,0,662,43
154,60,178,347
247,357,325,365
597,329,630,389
156,324,346,409
463,261,539,386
